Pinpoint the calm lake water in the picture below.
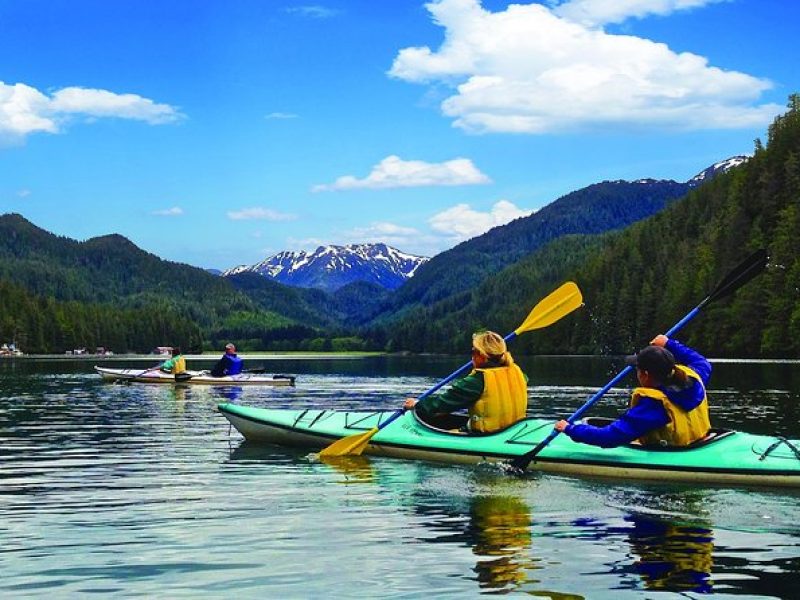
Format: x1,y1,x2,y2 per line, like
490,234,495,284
2,355,799,599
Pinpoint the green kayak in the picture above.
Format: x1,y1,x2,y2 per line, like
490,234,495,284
217,403,800,488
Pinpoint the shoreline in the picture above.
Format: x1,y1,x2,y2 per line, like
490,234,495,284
3,353,798,364
1,352,386,361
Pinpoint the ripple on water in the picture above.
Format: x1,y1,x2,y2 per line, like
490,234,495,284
1,362,799,598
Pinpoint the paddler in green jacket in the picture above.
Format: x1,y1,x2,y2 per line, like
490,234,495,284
159,346,187,375
403,331,529,433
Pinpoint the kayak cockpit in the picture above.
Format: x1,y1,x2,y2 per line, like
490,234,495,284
412,411,551,437
581,417,737,451
413,411,470,434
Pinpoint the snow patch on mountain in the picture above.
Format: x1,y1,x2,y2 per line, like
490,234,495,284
223,243,428,291
688,155,749,186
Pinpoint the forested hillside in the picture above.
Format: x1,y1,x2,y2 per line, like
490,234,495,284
0,216,350,353
366,234,605,353
374,95,800,358
0,277,203,353
372,179,692,318
553,95,800,358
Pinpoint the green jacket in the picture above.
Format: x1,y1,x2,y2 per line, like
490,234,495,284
415,363,529,419
160,354,186,374
416,371,486,419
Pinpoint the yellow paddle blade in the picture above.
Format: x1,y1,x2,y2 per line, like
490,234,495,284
514,281,583,335
318,427,379,457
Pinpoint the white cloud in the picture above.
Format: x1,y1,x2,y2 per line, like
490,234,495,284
265,112,299,119
51,87,182,124
346,222,423,245
17,189,31,198
227,207,298,221
429,199,532,240
285,5,340,19
152,207,184,217
0,82,57,139
0,81,183,143
292,223,438,256
389,0,780,134
313,155,491,191
550,0,729,27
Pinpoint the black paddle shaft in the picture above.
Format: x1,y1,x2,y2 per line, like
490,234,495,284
507,248,768,473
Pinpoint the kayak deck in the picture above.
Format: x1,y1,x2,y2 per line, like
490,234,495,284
218,403,800,488
95,366,296,386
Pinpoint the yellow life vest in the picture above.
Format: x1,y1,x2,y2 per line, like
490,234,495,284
162,355,187,374
468,363,527,433
630,365,711,446
172,355,187,374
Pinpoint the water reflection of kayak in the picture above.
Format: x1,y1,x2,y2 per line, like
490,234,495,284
95,366,296,386
218,404,800,488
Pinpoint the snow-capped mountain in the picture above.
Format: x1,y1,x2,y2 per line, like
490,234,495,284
224,243,429,292
687,155,749,187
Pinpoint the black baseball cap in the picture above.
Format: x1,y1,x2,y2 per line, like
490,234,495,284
625,345,676,380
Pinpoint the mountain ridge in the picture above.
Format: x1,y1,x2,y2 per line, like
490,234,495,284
223,242,429,292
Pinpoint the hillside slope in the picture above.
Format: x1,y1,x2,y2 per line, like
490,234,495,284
373,96,800,358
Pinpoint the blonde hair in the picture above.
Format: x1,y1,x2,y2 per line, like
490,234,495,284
472,331,512,365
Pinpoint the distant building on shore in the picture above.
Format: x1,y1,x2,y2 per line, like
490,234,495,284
0,342,23,356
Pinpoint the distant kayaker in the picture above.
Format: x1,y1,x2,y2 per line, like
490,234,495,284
210,343,244,377
159,346,187,375
403,331,529,433
555,335,711,448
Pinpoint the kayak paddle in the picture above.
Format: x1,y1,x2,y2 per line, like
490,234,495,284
318,281,584,457
506,248,768,474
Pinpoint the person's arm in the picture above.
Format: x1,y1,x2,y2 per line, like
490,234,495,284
160,356,176,372
412,372,484,419
555,398,670,448
665,338,711,385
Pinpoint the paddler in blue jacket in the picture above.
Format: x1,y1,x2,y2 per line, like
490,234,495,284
554,335,712,448
403,331,529,433
210,343,243,377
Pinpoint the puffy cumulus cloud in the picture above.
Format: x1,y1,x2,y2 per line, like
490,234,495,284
152,207,184,216
550,0,730,28
0,82,56,139
0,81,183,143
313,155,491,191
429,199,532,241
227,207,298,221
389,0,780,134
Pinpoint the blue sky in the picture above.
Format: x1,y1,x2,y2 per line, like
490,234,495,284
1,0,797,270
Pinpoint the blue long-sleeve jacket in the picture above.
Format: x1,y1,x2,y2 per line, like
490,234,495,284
211,353,243,377
563,339,711,448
